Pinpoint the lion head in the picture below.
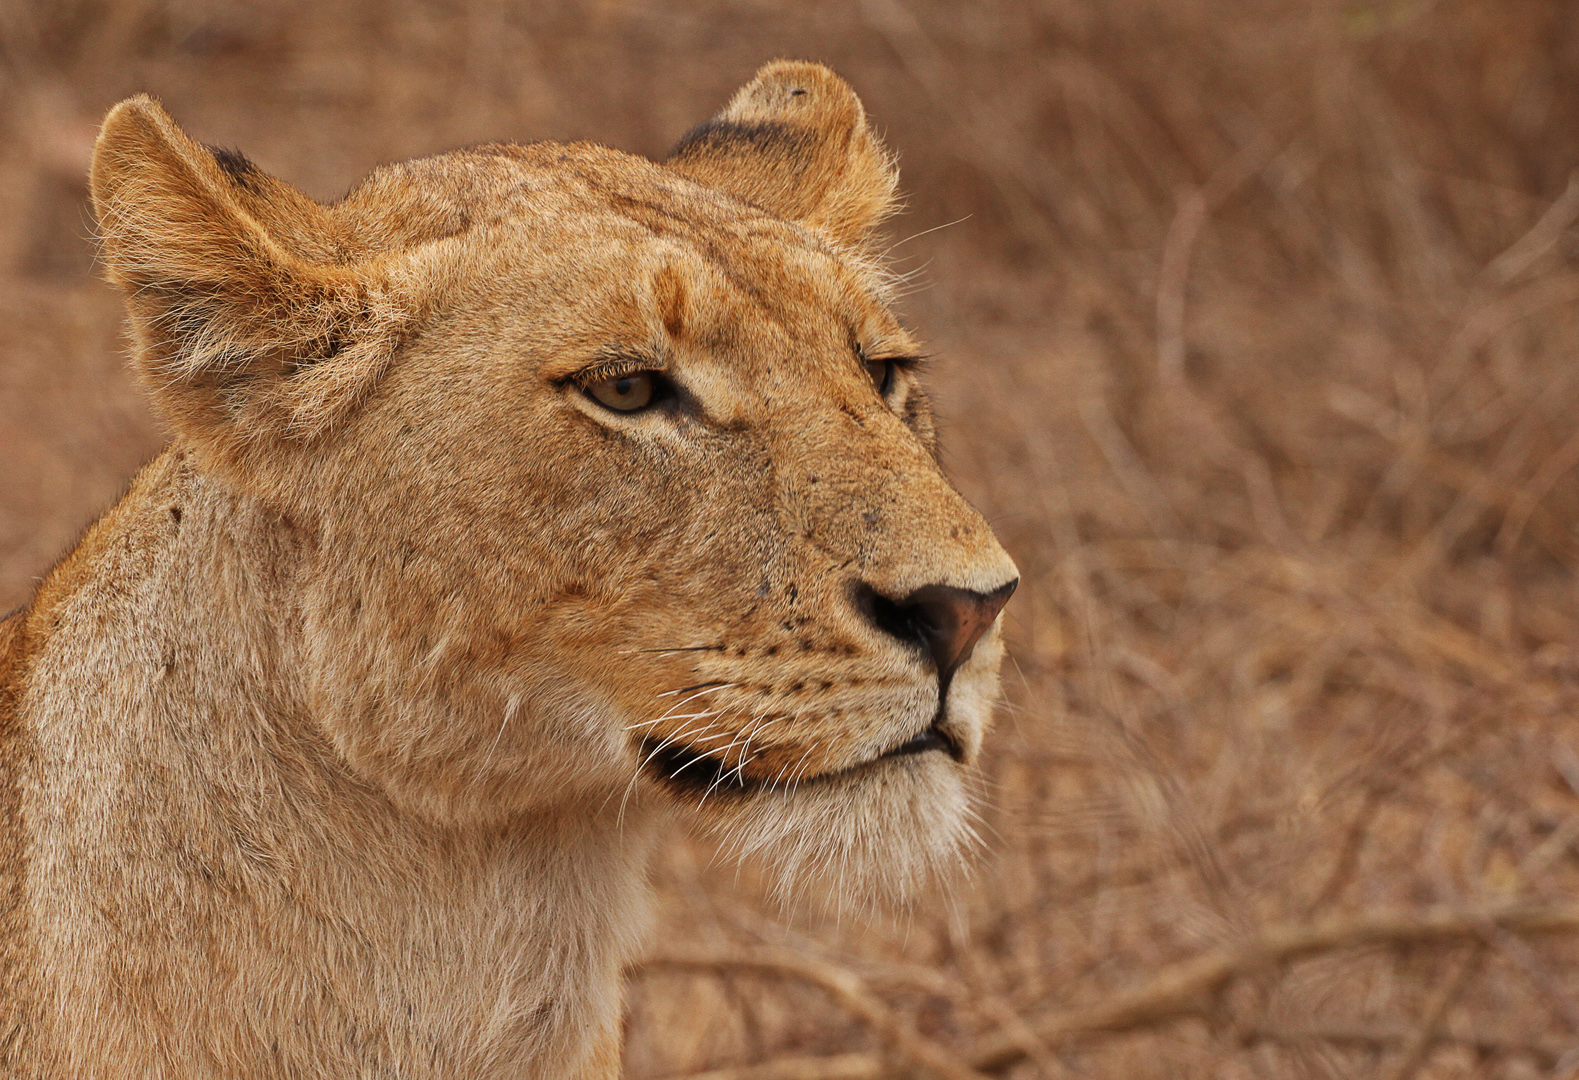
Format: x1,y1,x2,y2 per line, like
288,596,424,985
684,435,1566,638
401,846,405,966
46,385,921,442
90,61,1018,907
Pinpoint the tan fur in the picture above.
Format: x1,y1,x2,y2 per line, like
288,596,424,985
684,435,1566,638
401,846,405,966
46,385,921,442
0,62,1016,1078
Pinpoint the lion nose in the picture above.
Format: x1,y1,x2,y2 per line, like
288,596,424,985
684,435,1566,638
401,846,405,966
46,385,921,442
859,579,1018,681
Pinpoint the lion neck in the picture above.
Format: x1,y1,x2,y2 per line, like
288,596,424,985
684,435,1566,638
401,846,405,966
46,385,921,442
21,450,653,1078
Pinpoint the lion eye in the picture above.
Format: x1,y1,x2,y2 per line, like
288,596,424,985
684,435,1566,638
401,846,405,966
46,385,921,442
586,371,659,412
864,357,893,396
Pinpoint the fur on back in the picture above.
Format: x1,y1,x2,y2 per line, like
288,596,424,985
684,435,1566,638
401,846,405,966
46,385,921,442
0,61,1017,1078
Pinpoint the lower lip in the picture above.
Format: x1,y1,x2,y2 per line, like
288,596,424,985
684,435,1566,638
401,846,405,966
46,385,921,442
643,722,960,796
880,725,962,761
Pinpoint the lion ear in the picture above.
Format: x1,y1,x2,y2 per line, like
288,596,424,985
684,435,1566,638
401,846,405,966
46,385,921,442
664,61,899,251
90,95,414,459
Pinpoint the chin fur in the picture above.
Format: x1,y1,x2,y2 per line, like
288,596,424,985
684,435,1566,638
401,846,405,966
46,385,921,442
667,632,1006,917
692,753,981,916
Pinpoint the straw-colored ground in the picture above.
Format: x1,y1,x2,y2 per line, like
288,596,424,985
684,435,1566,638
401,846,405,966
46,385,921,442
5,2,1579,1076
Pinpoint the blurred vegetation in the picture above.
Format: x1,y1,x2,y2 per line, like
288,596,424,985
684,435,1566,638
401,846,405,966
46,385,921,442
5,1,1579,1076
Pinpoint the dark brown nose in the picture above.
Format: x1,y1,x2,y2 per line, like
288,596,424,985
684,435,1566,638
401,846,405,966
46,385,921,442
859,579,1017,682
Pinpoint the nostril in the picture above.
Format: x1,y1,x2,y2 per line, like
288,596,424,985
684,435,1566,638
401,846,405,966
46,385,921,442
856,579,1018,682
865,589,929,652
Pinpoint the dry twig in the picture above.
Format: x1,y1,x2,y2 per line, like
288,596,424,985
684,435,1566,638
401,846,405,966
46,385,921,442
642,903,1579,1079
1241,1022,1571,1066
659,1054,880,1080
641,946,989,1080
970,903,1579,1072
1375,945,1481,1080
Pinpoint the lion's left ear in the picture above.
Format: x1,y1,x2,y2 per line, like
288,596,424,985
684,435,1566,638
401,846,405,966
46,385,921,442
665,61,898,251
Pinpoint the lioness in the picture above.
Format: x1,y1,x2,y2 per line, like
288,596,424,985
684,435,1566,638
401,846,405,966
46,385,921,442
0,62,1016,1078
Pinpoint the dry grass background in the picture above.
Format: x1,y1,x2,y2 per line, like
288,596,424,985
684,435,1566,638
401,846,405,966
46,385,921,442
5,0,1579,1076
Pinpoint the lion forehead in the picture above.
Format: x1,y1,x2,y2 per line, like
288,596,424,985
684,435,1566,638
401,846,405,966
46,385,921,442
328,142,835,262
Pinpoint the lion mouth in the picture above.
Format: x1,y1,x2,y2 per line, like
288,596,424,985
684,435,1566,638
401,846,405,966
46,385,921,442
880,724,962,760
641,720,961,797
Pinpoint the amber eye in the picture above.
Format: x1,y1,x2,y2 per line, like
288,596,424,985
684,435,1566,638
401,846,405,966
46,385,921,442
586,371,659,412
864,356,894,396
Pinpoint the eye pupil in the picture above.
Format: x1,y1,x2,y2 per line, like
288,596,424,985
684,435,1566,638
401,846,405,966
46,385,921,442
586,370,659,412
866,358,892,395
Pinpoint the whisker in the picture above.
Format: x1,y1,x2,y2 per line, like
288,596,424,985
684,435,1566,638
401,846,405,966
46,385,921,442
655,714,727,751
635,709,735,774
700,749,757,809
625,708,723,732
620,645,724,656
886,213,972,252
615,758,645,830
785,743,819,794
656,681,733,699
640,684,739,731
698,713,773,806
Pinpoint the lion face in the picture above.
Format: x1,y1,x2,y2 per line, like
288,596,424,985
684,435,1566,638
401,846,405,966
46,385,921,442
90,62,1017,905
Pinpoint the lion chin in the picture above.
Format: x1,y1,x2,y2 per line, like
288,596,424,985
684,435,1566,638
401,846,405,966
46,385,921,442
0,60,1018,1080
647,628,1006,913
692,753,979,914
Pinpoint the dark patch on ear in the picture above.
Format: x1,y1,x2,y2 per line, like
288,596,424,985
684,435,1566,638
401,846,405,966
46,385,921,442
207,146,261,194
667,120,809,164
